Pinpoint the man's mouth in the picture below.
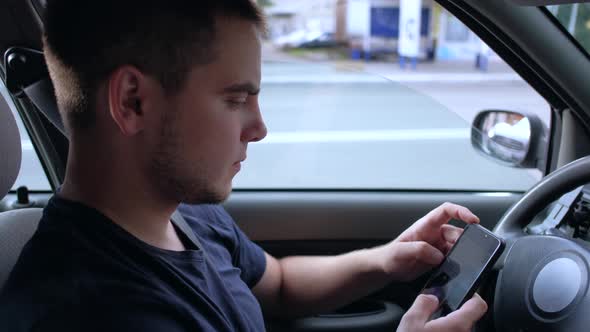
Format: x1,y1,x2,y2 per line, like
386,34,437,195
233,156,246,171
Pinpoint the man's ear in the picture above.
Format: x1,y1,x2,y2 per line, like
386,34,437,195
107,66,149,136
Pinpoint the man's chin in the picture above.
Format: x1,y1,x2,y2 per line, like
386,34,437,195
180,184,232,205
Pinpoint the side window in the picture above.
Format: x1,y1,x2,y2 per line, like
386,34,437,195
548,4,590,53
235,2,550,191
0,86,51,192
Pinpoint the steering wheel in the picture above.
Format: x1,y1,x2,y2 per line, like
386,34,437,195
486,156,590,331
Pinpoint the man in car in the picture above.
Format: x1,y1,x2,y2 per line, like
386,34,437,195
0,1,487,331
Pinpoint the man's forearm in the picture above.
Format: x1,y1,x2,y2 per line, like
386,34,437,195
274,246,391,318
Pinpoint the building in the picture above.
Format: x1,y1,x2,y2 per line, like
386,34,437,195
340,0,435,58
264,0,338,39
264,0,491,60
434,7,496,60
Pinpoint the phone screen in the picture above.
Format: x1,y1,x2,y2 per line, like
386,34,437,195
421,224,503,314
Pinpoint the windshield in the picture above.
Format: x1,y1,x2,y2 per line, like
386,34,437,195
547,3,590,55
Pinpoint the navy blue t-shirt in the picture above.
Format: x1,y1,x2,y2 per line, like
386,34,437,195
0,196,267,331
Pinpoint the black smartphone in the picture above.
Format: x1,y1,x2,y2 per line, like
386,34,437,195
420,223,505,315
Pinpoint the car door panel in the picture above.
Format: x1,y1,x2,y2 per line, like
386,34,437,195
226,191,522,254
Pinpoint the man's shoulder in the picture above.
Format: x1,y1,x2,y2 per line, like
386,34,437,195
1,197,139,315
0,285,203,332
0,248,186,332
0,254,78,332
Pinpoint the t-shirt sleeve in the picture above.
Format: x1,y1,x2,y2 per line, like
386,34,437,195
209,205,267,288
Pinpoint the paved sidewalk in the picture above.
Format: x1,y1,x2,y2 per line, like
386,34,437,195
261,42,520,84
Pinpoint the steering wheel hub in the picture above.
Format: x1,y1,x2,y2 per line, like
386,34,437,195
495,236,590,331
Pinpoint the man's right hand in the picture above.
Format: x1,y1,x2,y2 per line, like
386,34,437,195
397,294,487,332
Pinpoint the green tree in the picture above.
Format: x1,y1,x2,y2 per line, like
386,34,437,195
574,4,590,52
257,0,273,7
555,4,590,53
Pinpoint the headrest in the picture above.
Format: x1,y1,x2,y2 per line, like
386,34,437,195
0,98,22,199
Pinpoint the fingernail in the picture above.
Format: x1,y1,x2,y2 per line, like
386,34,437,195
423,294,439,303
435,251,444,262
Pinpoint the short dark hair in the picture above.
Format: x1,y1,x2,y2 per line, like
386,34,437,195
43,0,265,132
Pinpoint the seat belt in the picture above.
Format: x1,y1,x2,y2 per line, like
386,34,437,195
171,210,204,252
5,47,68,137
23,78,67,137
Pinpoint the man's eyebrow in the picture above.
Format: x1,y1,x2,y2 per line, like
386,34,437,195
222,82,260,95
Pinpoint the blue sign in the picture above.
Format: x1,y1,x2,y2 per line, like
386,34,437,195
370,7,431,38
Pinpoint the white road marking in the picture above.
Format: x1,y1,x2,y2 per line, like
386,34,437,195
262,73,521,84
259,128,470,144
22,129,470,148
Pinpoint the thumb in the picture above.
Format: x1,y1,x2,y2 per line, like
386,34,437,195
402,294,440,326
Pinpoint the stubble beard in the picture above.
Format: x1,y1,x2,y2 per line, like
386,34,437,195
149,111,230,205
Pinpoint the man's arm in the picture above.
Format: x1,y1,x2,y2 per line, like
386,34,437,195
253,246,392,318
252,203,480,318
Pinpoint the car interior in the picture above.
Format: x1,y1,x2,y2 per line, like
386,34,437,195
1,0,590,331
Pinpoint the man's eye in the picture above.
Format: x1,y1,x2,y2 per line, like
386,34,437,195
227,98,247,107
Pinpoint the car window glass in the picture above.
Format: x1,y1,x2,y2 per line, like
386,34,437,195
0,85,52,192
234,2,550,191
547,3,590,55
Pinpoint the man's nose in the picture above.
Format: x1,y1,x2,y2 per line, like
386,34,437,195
242,102,267,143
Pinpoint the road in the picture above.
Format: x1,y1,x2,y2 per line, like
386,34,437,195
8,61,549,192
235,62,548,191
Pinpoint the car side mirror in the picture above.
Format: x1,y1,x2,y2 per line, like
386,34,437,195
471,110,547,169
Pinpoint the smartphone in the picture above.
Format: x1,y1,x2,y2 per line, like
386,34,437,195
420,223,505,315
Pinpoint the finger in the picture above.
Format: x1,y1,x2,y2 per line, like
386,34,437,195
441,224,463,244
429,225,462,254
428,294,488,330
456,205,480,224
399,241,445,266
402,294,440,325
426,203,480,226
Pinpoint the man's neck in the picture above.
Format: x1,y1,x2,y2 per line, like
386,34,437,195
60,153,186,251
